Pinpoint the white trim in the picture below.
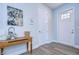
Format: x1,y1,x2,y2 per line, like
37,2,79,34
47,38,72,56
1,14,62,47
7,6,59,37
54,41,79,49
72,8,75,46
57,41,75,47
74,45,79,49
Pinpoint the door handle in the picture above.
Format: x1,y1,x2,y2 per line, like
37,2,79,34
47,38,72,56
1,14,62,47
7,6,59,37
71,31,74,33
71,29,74,34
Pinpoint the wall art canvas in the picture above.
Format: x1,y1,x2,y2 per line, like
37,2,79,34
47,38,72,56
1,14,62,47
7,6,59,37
7,6,23,26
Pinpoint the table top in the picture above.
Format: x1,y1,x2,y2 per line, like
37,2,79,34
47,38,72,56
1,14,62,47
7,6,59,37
0,37,28,43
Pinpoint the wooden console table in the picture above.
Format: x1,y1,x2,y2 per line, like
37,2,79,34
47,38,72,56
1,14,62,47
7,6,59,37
0,37,32,55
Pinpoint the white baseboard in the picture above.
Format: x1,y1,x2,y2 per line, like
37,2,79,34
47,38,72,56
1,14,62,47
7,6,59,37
33,40,55,49
74,45,79,49
56,41,79,49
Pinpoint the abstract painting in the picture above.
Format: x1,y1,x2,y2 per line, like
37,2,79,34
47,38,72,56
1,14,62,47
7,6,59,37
7,6,23,26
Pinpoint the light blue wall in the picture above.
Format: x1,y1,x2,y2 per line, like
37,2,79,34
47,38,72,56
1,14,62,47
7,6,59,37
0,3,39,55
53,3,79,48
0,3,53,55
52,11,57,41
75,4,79,46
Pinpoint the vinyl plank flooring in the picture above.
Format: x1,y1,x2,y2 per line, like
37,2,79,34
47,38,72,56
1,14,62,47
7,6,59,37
21,42,79,55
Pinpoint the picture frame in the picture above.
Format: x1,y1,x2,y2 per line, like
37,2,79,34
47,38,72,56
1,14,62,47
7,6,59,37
7,6,23,26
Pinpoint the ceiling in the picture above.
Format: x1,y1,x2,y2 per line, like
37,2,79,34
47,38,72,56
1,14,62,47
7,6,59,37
44,3,64,9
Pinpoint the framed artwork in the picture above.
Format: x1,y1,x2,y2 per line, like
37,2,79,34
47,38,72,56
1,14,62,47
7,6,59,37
7,6,23,26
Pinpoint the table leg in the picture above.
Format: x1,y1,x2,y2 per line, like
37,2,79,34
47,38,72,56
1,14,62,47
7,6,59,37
27,42,28,54
28,41,32,55
1,48,4,55
30,42,32,54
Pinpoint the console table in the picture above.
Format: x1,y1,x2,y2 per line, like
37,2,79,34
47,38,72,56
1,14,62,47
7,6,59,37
0,37,32,55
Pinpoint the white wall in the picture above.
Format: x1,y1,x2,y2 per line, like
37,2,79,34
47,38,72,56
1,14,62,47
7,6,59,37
0,3,53,55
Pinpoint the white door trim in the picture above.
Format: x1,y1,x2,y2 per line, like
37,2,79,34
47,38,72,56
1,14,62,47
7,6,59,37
57,8,75,47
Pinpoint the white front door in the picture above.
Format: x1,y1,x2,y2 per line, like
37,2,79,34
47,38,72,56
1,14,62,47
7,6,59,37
58,9,75,46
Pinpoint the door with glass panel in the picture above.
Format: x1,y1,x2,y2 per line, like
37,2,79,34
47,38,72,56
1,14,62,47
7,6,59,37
58,9,75,46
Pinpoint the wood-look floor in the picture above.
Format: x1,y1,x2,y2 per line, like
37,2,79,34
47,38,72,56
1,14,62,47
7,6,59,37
22,42,79,55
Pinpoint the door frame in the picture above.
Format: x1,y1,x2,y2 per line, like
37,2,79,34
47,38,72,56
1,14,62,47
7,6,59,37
57,8,75,47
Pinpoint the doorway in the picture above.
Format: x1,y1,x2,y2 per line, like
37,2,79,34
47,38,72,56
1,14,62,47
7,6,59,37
58,9,75,46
